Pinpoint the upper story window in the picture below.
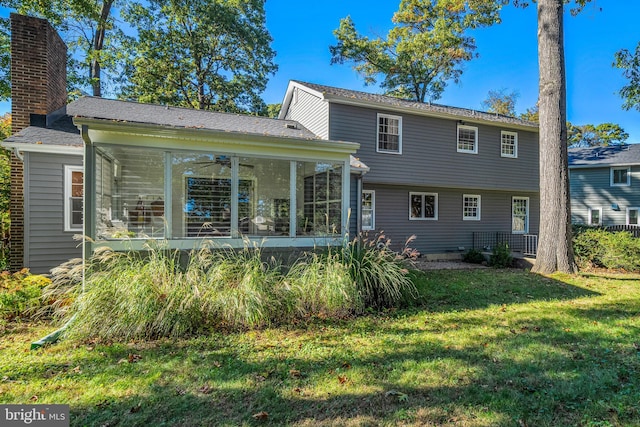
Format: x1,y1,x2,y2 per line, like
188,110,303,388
588,207,602,226
409,192,438,220
501,131,518,158
463,194,481,221
611,167,631,186
627,207,639,226
377,113,402,154
362,190,375,230
457,124,478,154
64,165,83,232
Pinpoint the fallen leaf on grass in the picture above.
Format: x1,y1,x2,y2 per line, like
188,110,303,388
337,375,348,385
212,360,221,368
289,369,302,378
30,395,38,402
252,411,268,420
128,353,142,363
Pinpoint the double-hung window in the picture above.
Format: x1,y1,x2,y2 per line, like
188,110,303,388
512,196,529,233
362,190,375,230
501,131,518,158
457,124,478,154
64,165,83,232
377,113,402,154
588,207,602,226
628,208,639,226
611,167,631,186
463,194,481,220
409,192,438,220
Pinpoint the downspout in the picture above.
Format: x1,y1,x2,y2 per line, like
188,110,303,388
31,126,91,349
12,147,24,161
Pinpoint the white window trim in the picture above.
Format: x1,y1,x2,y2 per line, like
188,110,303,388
409,192,438,221
500,131,518,158
462,194,481,221
376,113,403,154
64,165,83,232
457,124,478,154
362,190,375,231
610,166,631,187
511,196,529,234
588,207,603,226
627,207,640,226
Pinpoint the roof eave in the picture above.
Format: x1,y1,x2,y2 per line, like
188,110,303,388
323,95,538,131
1,140,83,155
72,116,360,154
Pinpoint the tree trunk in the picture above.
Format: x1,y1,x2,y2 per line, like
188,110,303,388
531,0,577,274
91,0,114,97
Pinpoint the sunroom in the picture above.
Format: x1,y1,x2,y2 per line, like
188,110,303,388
70,98,359,253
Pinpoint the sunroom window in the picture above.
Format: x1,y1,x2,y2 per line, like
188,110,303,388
93,145,343,240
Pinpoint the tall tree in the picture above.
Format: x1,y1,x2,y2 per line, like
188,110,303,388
530,0,585,274
0,0,122,97
614,41,640,111
567,122,629,147
329,0,502,102
119,0,277,112
482,88,519,116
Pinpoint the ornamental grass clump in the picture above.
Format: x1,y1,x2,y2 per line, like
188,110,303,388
340,232,418,309
284,250,359,318
200,244,284,329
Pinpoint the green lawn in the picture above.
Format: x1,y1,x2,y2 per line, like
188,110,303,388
2,269,640,426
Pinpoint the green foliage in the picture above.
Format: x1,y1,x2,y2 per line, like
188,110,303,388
1,0,122,97
0,114,10,268
462,248,485,264
573,227,640,271
481,88,518,116
519,103,539,123
489,242,512,268
329,0,502,102
0,268,51,322
567,122,629,147
48,237,416,341
614,41,640,111
285,251,359,318
339,232,418,309
119,0,277,113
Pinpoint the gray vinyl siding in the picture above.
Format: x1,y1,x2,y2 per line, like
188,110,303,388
570,165,640,225
329,103,539,191
284,87,329,139
25,152,83,274
364,184,539,254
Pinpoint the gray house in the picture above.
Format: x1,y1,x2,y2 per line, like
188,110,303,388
280,81,541,256
3,14,360,274
569,144,640,227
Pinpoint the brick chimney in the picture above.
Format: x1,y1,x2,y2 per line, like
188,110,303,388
9,14,67,271
10,13,67,133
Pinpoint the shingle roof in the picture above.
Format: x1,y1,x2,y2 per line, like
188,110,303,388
568,144,640,167
3,115,82,147
68,97,319,140
291,81,539,129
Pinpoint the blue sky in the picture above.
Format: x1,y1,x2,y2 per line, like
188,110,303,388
262,0,640,142
2,0,638,142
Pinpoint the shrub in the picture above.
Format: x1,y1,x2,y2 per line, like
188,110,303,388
489,242,513,268
463,248,486,264
573,227,640,271
0,269,51,322
340,232,418,309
